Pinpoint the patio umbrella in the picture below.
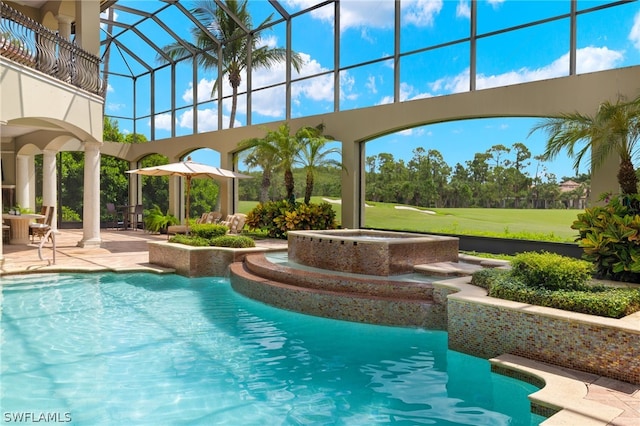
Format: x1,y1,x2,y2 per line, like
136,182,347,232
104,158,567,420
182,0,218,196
126,157,251,223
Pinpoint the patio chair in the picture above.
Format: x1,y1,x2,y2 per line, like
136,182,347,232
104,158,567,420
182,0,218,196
166,212,210,238
227,213,246,234
30,205,55,243
127,204,144,231
2,223,10,243
219,214,234,227
106,202,123,229
206,211,222,223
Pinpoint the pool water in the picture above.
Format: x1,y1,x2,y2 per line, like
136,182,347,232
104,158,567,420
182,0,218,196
1,273,544,425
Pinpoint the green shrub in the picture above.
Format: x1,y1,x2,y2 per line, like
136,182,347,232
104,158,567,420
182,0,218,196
510,251,593,291
546,288,640,318
572,194,640,282
190,223,228,239
246,200,337,239
144,205,179,233
210,235,255,248
486,275,640,318
168,232,255,248
470,268,510,290
169,234,210,246
470,254,640,318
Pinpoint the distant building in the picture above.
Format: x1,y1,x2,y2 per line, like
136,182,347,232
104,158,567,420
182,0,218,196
559,180,588,209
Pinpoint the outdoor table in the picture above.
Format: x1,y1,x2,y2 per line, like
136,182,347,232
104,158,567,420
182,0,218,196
2,213,46,244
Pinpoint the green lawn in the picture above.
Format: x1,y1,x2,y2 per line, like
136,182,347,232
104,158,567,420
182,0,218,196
238,199,582,242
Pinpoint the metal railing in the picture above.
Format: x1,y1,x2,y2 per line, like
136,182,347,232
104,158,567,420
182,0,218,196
0,2,102,95
37,229,57,266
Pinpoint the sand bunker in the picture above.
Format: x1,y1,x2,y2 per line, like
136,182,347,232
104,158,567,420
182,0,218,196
394,206,436,215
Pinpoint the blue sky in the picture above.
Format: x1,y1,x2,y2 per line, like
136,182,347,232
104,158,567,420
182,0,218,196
102,0,640,182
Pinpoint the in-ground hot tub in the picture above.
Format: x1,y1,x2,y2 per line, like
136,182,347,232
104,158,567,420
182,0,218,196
288,229,459,276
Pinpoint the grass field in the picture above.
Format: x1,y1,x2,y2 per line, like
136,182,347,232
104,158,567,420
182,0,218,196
238,198,582,242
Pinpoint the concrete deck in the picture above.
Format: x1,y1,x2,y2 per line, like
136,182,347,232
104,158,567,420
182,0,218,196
0,229,638,425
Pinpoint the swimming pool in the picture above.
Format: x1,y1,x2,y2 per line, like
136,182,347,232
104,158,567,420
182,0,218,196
1,273,543,425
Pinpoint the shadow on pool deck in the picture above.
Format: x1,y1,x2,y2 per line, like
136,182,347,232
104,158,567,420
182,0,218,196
0,229,638,425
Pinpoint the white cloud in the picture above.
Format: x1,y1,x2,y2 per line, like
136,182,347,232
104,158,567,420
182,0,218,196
100,9,118,30
182,79,215,104
340,72,358,101
174,50,342,126
176,108,239,132
106,101,125,113
429,46,624,93
154,113,173,131
402,0,444,28
456,0,470,19
366,75,377,94
487,0,505,9
287,0,442,32
575,46,624,73
378,95,394,105
628,11,640,50
377,82,434,105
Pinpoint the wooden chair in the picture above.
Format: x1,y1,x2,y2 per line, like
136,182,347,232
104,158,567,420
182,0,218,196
30,206,55,243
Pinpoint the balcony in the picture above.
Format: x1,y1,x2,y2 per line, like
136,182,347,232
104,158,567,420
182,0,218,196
0,2,102,96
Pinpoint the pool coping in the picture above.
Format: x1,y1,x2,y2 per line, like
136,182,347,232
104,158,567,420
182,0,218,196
490,354,624,425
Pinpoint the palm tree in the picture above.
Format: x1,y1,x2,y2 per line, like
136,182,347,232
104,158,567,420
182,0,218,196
530,94,640,195
242,141,280,203
157,0,305,129
240,123,300,203
295,125,341,204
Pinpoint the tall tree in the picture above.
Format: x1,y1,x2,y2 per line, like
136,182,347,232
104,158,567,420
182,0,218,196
295,125,340,204
530,94,640,194
242,141,280,203
157,0,305,129
240,123,300,203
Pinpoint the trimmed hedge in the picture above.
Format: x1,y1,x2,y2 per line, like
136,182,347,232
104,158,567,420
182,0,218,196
510,251,593,291
169,225,255,248
210,235,255,248
470,251,640,318
169,234,211,246
190,223,228,239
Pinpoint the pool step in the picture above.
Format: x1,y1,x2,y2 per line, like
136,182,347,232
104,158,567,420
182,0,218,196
243,253,435,300
229,254,445,328
414,254,510,277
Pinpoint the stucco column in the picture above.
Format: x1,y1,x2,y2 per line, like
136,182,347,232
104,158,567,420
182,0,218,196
78,140,102,247
56,14,73,40
15,154,32,211
74,1,100,55
340,139,362,229
219,153,235,217
56,14,73,82
42,149,57,230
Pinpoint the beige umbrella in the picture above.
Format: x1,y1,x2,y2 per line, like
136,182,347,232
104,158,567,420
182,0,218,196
126,157,251,223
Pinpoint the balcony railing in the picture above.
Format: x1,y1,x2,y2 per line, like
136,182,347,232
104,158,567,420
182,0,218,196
0,2,102,96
